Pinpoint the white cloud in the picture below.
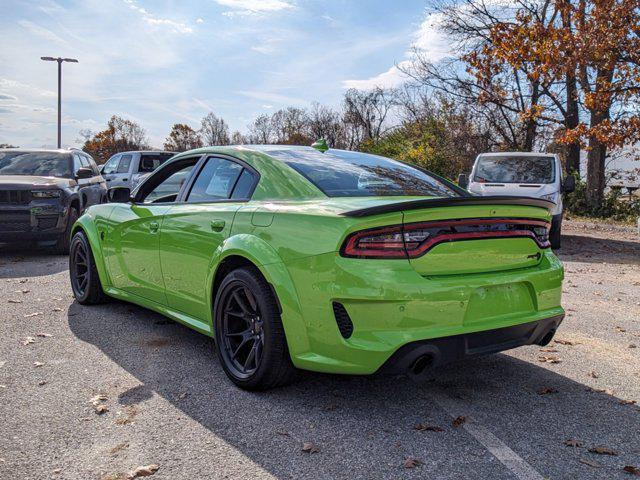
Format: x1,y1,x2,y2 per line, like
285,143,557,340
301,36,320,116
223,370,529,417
215,0,294,16
196,18,205,24
123,0,194,34
237,90,307,106
342,10,453,90
0,94,18,101
18,20,68,45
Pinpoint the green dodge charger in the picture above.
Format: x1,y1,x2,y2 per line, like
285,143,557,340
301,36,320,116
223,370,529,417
69,145,565,390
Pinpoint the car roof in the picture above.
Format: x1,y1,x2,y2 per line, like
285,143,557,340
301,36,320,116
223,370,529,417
0,148,74,154
477,152,557,158
115,150,175,155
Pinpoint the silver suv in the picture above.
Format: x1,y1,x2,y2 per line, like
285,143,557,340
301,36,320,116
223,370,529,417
100,151,175,190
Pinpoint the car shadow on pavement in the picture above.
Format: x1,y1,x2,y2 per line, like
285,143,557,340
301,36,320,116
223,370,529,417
559,234,640,265
0,249,67,278
68,302,640,479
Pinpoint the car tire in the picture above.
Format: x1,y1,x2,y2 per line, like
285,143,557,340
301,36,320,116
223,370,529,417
53,207,78,255
214,266,296,390
550,220,562,250
69,230,108,305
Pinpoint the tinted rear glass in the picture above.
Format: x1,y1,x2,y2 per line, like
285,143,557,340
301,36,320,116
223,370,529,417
270,149,456,197
0,151,72,178
474,156,555,184
138,153,174,173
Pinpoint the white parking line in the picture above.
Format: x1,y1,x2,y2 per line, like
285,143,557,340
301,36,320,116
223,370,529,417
430,390,545,480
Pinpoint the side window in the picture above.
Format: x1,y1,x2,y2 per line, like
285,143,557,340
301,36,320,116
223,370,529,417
85,155,100,175
73,154,83,174
187,158,243,203
231,169,257,199
141,164,195,204
102,155,120,174
117,154,132,174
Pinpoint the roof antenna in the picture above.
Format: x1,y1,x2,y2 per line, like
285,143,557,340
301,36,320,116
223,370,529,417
311,138,328,153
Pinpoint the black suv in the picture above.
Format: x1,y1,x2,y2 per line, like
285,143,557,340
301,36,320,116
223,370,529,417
0,149,107,253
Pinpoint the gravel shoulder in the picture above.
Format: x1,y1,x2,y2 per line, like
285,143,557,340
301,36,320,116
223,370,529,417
0,220,639,480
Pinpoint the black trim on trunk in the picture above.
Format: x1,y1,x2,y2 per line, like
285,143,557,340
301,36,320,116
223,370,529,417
341,196,556,218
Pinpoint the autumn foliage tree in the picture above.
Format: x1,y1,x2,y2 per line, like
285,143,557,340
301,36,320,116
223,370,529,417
81,115,150,163
164,124,203,152
464,0,640,209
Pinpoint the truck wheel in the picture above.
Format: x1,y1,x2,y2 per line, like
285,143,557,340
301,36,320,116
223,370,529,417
53,207,78,255
550,220,562,250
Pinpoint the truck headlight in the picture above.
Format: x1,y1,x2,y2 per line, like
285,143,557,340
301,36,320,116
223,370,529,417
31,190,61,198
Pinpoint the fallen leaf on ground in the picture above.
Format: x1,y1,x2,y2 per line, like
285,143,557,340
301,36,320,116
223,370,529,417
126,464,159,478
275,431,289,437
580,458,601,468
7,299,22,304
90,394,107,405
588,446,618,456
22,337,35,345
52,307,62,312
554,339,579,346
619,399,637,405
94,404,109,415
301,442,320,454
564,439,583,447
538,387,558,395
36,332,52,338
38,380,47,386
586,387,615,395
629,344,637,349
109,442,130,455
623,466,640,476
402,457,422,469
539,347,558,353
24,312,42,318
616,326,627,333
452,416,467,427
538,355,561,364
414,424,444,432
33,362,44,368
588,370,598,378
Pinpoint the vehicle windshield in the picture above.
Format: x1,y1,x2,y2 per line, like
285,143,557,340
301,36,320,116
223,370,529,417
0,151,72,178
138,153,174,173
270,149,457,198
474,155,555,184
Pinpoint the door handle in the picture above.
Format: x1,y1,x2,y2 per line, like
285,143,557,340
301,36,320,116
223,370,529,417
149,221,159,233
210,219,225,232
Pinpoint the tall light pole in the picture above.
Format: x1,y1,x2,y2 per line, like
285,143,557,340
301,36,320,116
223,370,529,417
40,56,78,149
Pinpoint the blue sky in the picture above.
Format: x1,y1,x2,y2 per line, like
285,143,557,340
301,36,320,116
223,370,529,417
0,0,453,148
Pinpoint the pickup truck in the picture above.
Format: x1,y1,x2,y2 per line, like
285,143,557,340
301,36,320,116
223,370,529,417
100,151,174,190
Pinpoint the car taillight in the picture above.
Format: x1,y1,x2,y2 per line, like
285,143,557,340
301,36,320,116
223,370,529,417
341,218,550,259
342,226,409,258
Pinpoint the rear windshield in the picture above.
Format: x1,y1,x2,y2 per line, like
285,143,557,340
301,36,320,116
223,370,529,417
474,155,555,184
138,153,174,173
271,149,457,198
0,151,72,178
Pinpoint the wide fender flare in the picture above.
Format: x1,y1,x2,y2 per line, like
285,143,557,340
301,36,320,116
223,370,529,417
71,208,113,289
207,234,310,357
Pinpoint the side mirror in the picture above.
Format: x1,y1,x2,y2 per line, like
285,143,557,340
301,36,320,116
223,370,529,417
562,174,576,194
457,173,469,189
107,187,132,203
75,167,94,179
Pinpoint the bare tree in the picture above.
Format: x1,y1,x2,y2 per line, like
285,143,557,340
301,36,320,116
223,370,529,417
307,103,346,148
247,114,273,144
342,88,395,148
200,112,230,146
164,124,203,152
270,107,311,145
230,131,246,145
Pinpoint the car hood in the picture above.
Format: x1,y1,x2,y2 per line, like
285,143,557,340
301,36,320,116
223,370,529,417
469,182,557,197
0,175,74,190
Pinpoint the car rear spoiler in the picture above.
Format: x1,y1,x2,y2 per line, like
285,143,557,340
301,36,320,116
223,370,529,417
341,196,556,218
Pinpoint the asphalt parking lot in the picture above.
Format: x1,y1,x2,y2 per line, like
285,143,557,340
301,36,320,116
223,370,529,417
1,220,639,480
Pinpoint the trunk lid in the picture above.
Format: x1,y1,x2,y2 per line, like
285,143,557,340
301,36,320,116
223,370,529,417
401,203,550,276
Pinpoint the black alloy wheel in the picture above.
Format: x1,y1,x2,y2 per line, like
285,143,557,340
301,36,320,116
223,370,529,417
214,267,295,390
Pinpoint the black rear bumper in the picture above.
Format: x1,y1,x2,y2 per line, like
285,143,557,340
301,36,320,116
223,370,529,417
378,314,564,377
